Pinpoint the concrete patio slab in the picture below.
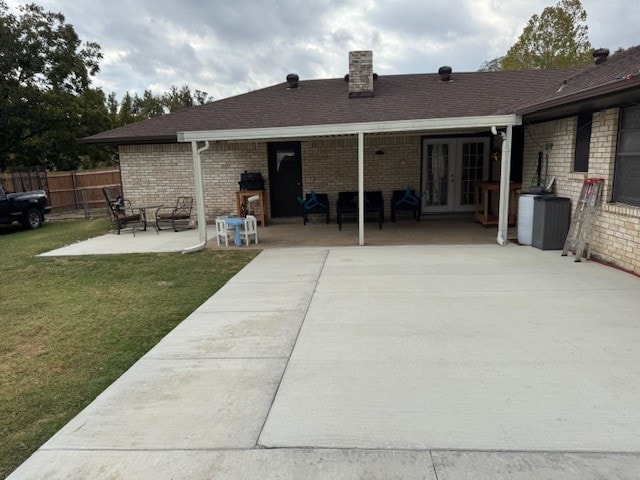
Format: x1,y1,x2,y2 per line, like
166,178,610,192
228,247,329,282
431,451,640,480
9,449,437,480
38,226,218,256
9,244,640,479
145,310,305,359
259,245,640,452
316,270,640,293
43,357,286,450
202,281,317,312
283,290,640,365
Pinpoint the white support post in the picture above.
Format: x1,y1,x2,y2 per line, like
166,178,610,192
496,126,513,246
182,140,209,254
358,132,364,246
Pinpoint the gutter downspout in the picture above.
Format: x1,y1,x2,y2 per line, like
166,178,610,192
358,132,364,246
182,140,211,254
496,125,512,246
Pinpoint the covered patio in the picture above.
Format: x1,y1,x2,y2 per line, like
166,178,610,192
180,120,519,252
42,212,516,256
211,214,516,249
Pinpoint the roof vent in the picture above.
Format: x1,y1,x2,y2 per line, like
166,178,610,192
438,66,452,81
593,48,610,65
286,73,299,89
557,80,567,93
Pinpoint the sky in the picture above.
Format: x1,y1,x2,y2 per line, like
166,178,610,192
5,0,639,102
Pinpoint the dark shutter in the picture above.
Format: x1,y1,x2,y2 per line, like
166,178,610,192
574,112,592,172
613,105,640,206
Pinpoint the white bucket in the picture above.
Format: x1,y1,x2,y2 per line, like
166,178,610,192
517,194,537,245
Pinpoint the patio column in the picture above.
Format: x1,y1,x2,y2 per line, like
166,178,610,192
358,132,364,246
496,125,512,246
182,140,210,254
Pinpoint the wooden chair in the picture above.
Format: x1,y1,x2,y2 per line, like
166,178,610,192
102,187,142,235
215,216,233,246
240,215,258,245
155,196,193,231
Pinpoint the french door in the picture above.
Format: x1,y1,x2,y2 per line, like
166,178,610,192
422,138,489,213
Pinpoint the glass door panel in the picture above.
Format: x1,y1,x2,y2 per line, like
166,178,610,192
458,140,487,210
423,142,453,212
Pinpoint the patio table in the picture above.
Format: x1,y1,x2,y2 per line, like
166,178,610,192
225,217,245,246
129,204,163,233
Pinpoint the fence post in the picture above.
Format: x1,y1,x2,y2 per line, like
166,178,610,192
82,189,89,219
72,171,79,210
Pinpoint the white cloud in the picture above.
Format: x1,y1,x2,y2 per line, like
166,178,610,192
4,0,639,100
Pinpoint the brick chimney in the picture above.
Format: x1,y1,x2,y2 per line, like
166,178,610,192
348,51,374,98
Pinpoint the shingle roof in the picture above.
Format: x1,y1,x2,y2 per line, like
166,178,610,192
83,48,640,145
516,45,640,115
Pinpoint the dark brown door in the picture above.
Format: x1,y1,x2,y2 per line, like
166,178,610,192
268,142,302,217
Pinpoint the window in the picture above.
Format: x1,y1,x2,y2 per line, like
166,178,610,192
613,105,640,206
574,112,592,172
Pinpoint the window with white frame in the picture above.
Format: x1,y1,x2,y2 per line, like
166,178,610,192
613,105,640,207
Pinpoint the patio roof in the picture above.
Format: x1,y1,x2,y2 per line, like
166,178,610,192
177,114,521,142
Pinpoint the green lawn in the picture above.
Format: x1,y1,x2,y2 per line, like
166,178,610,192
0,219,258,478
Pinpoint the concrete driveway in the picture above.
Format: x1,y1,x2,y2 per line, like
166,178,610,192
12,244,640,479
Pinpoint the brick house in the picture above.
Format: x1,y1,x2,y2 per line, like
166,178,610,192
85,48,640,274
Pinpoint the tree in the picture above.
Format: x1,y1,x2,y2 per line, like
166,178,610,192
136,90,165,118
105,86,213,128
163,85,194,113
478,57,504,72
0,2,108,171
501,0,593,70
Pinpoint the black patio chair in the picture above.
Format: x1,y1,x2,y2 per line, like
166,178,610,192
298,191,330,225
365,191,384,229
391,188,421,222
336,190,384,230
102,187,142,235
155,196,193,231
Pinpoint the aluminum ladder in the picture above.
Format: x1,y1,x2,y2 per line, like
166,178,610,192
561,178,604,262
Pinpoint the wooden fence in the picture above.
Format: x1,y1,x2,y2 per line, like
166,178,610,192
1,168,122,213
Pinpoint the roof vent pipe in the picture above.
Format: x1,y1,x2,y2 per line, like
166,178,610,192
438,66,452,81
286,73,299,89
593,48,610,65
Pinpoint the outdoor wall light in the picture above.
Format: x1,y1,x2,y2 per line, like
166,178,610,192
375,149,385,155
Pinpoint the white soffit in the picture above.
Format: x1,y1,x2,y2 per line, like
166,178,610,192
177,115,522,142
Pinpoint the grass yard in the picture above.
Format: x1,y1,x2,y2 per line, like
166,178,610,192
0,218,258,478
